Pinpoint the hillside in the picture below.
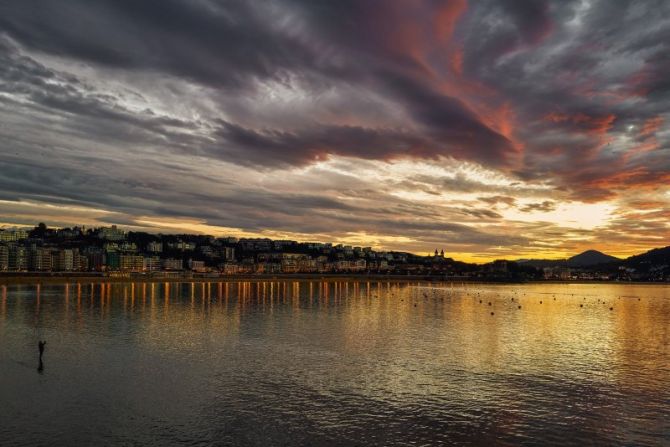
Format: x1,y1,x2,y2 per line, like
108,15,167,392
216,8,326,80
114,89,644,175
623,246,670,271
517,250,619,268
567,250,620,267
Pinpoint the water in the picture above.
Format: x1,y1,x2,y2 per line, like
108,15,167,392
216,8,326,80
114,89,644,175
1,281,668,446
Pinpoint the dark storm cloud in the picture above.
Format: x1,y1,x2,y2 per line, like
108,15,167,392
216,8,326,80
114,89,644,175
0,0,518,168
460,0,558,72
2,0,665,181
213,120,430,167
0,0,325,89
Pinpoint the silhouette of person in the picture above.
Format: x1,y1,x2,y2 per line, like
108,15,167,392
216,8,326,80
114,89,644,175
37,340,46,373
38,341,46,361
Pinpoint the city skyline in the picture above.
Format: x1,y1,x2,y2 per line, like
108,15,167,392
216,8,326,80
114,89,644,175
1,1,669,262
0,220,664,263
4,221,667,282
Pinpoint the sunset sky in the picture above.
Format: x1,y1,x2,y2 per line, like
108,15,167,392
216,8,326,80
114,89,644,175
0,0,668,262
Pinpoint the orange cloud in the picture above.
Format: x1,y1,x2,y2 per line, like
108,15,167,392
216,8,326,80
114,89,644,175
622,140,660,163
584,168,670,193
640,116,664,138
434,0,468,43
450,46,464,75
544,112,616,136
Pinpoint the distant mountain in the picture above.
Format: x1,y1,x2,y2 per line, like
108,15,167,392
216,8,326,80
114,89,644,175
517,250,619,268
567,250,619,267
517,247,670,276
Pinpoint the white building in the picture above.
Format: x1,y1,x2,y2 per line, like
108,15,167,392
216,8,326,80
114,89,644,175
98,225,126,241
0,228,29,242
147,241,163,253
162,258,183,270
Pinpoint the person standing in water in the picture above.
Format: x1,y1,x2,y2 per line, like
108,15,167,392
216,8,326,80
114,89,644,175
38,340,46,361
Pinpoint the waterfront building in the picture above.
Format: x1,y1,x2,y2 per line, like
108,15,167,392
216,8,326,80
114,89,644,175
54,249,75,271
298,258,318,273
143,256,161,272
76,253,89,272
9,245,28,271
162,258,183,271
0,244,9,271
221,262,239,275
354,259,367,271
187,259,206,272
86,250,105,271
119,255,144,272
29,247,53,271
280,258,299,273
105,251,121,270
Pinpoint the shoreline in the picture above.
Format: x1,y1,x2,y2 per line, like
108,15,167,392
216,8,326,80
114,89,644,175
1,273,668,286
0,273,464,286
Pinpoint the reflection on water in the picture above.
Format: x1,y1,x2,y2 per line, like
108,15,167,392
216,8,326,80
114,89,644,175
0,281,669,446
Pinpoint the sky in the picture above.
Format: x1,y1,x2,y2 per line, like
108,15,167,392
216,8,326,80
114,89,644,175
0,0,668,262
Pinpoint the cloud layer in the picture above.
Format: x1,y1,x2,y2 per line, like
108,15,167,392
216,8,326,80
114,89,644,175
0,0,668,260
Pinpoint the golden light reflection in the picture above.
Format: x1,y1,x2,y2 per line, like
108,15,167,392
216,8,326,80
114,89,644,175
1,279,667,407
1,285,6,322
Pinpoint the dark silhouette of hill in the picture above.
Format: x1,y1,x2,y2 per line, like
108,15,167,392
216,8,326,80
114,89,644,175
517,246,670,273
567,250,619,267
517,249,619,268
623,246,670,271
